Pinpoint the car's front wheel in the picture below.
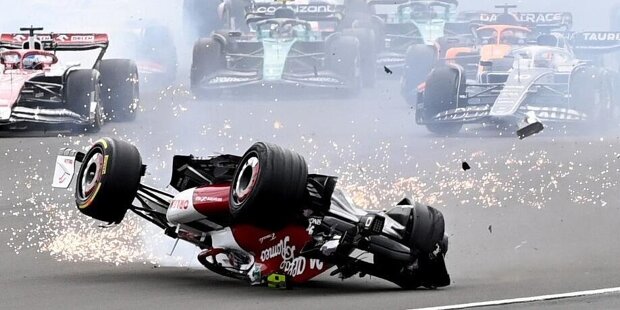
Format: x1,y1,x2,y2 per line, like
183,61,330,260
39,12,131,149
75,137,143,223
65,69,103,133
421,66,464,135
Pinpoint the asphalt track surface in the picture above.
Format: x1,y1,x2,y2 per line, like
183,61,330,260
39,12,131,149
1,80,620,310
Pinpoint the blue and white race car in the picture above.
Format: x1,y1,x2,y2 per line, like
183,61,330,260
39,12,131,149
415,43,620,135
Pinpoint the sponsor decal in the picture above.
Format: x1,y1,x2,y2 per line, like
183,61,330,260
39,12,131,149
259,233,276,244
194,195,224,203
254,5,336,15
479,12,570,25
260,236,295,261
261,235,325,277
208,76,253,84
306,217,322,235
303,76,340,83
170,199,189,210
309,258,323,270
280,256,306,277
13,34,26,42
580,32,620,42
70,35,95,42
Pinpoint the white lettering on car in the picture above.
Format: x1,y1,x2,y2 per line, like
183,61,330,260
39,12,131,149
260,236,295,261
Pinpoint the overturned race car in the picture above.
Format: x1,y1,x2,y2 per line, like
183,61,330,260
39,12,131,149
52,137,450,289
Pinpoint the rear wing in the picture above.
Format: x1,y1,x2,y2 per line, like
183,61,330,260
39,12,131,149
0,33,109,51
571,32,620,55
245,2,344,23
458,11,573,32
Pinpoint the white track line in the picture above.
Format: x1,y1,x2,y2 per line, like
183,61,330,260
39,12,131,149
410,287,620,310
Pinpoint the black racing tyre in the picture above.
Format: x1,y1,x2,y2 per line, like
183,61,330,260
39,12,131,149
386,204,447,254
421,66,464,135
75,138,142,223
327,35,362,96
409,203,445,254
190,38,225,98
229,142,308,226
402,44,437,104
343,28,377,87
99,59,140,122
65,69,103,133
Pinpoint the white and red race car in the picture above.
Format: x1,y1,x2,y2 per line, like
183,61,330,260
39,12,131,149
0,27,139,132
53,138,450,289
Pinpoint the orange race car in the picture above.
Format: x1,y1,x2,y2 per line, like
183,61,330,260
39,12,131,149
401,5,573,104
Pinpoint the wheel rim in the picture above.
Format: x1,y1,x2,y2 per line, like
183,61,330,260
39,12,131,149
233,155,260,204
79,148,104,200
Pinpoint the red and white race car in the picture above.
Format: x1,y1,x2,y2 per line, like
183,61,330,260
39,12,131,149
53,138,450,289
0,27,139,132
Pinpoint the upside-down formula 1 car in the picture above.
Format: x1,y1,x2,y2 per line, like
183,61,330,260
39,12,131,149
415,43,620,135
190,5,369,98
0,27,140,132
52,137,450,289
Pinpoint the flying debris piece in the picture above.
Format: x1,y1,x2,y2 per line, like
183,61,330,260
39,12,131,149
462,161,471,171
384,66,393,74
517,111,544,139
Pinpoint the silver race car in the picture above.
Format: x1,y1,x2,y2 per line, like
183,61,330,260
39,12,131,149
415,42,620,135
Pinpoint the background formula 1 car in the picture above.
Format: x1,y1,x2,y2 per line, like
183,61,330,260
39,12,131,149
52,137,450,289
415,44,620,135
0,27,139,132
401,6,574,105
344,0,472,90
190,5,371,98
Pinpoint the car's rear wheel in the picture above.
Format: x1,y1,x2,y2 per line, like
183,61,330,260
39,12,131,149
99,59,140,121
421,66,464,135
343,28,376,87
75,137,143,223
327,36,362,96
66,69,103,133
191,38,225,98
402,44,437,105
229,142,308,227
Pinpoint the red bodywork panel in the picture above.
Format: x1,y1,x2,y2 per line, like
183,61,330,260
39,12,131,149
0,33,109,47
191,183,329,283
192,184,230,216
232,224,329,283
